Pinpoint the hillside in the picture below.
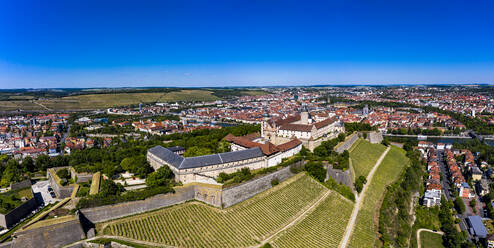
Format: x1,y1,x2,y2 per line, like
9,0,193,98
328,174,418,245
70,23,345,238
349,139,387,179
99,173,331,247
348,146,409,247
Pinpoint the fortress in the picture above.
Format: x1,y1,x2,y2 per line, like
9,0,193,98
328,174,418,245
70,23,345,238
147,133,301,184
261,110,344,151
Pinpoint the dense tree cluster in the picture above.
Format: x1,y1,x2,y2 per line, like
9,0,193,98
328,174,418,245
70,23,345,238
344,122,376,134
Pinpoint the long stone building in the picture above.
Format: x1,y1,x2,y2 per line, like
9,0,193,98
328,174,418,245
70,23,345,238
147,134,301,184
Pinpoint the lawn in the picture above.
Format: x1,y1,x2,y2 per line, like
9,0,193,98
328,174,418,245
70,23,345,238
350,139,387,179
271,191,354,248
99,173,328,248
420,231,444,248
349,146,409,248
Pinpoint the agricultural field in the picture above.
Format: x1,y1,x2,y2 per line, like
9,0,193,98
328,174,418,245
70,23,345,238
348,146,409,248
271,191,354,248
0,100,43,111
0,90,221,111
350,139,387,179
157,89,219,102
100,174,327,247
420,231,444,248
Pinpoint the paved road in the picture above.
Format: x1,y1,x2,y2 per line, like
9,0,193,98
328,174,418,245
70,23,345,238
417,228,444,248
339,146,391,248
31,180,57,205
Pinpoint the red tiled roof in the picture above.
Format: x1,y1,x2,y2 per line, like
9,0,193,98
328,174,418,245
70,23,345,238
279,123,313,132
314,117,337,129
276,139,302,152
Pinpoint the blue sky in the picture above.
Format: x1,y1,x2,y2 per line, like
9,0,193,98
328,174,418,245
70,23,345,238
1,0,493,88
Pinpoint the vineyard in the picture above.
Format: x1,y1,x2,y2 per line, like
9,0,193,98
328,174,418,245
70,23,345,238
100,173,327,247
350,139,387,179
349,146,409,247
271,191,354,248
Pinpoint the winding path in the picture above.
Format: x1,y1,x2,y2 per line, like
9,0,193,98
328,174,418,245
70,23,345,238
416,228,444,248
339,146,390,248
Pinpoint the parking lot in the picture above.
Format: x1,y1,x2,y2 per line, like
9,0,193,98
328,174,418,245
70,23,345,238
31,180,57,205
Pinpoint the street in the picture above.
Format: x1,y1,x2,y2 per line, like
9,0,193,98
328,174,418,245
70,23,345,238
436,149,471,240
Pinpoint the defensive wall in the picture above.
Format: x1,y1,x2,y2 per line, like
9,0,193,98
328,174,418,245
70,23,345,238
48,167,76,198
70,167,93,184
222,166,294,207
11,217,86,248
80,163,299,223
0,197,38,228
335,133,358,154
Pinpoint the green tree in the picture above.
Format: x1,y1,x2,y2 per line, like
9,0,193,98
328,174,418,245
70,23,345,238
35,154,51,171
354,175,367,193
56,168,70,180
1,159,23,187
21,156,35,172
217,140,231,153
304,161,326,182
454,197,465,214
146,166,174,187
99,179,124,197
184,146,212,157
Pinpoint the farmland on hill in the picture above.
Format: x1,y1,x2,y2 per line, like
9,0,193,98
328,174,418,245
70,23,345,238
99,174,328,248
349,146,409,248
350,139,387,179
0,88,269,111
271,191,354,248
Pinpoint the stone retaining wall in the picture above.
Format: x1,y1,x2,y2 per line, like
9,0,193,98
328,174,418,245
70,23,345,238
335,133,358,154
222,166,294,208
80,186,195,223
80,164,300,223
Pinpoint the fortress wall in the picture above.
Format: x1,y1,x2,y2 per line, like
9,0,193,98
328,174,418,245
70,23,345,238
80,185,196,223
81,164,300,223
335,133,358,154
222,166,294,208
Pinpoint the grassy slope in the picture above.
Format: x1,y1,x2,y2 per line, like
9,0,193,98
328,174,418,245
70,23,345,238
350,139,387,179
420,232,444,248
271,191,354,248
349,146,409,248
100,174,327,248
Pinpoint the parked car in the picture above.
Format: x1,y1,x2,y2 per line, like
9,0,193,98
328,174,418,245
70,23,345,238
50,191,56,198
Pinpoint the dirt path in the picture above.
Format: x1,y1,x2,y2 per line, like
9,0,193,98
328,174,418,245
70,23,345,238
32,100,53,111
339,146,390,248
416,228,444,248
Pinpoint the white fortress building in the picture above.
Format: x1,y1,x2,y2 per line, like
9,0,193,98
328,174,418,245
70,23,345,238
261,110,344,151
147,134,302,184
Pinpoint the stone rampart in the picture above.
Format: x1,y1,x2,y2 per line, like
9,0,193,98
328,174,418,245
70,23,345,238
80,164,299,223
12,218,85,248
222,166,294,208
48,167,75,198
0,197,38,228
335,133,358,154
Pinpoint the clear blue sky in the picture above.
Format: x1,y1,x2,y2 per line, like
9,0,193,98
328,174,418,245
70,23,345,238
1,0,493,88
